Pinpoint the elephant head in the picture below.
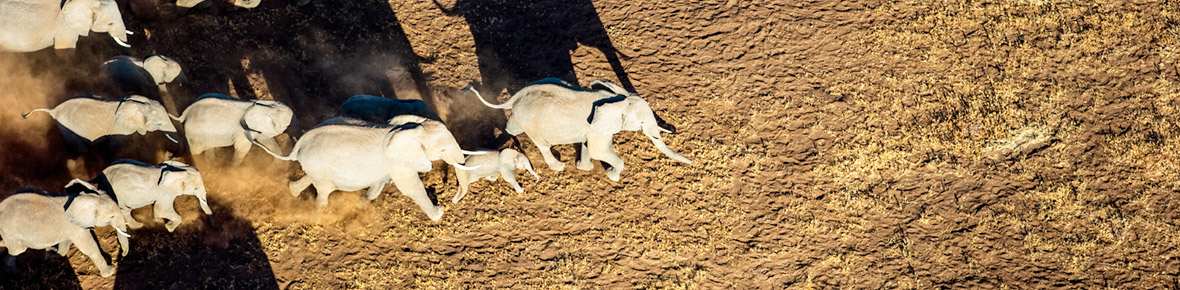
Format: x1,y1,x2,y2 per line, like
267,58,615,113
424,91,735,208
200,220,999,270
501,148,539,180
62,179,131,256
157,161,213,231
385,116,475,172
241,100,295,149
61,0,130,48
589,95,692,164
142,56,185,87
115,96,180,142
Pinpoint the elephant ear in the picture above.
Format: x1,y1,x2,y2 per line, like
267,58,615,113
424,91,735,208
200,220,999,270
144,56,182,84
385,124,432,172
242,104,277,139
61,0,99,37
115,101,148,135
588,95,631,136
64,195,102,229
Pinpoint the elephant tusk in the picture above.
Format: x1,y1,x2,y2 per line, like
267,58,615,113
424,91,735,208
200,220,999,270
461,150,487,155
658,127,672,133
112,35,131,48
528,169,540,181
165,133,180,144
450,162,481,170
115,227,131,238
125,30,135,35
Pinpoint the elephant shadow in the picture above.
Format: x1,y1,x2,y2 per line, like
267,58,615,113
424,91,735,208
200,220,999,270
107,0,435,134
435,0,634,95
0,249,84,290
112,197,277,290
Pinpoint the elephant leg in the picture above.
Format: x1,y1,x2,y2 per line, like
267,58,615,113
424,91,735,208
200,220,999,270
364,182,386,201
230,137,252,166
2,254,18,274
153,196,182,232
502,170,524,193
452,169,471,203
121,207,144,229
69,230,114,277
587,134,625,182
530,139,565,171
390,170,443,221
3,240,27,273
55,239,73,256
310,178,337,207
289,175,313,197
576,142,594,171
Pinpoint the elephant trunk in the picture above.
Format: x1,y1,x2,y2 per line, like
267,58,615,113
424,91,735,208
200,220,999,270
109,29,130,48
114,220,131,257
195,193,215,227
645,133,692,164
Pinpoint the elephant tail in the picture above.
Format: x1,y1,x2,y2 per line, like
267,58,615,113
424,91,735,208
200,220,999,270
21,108,53,119
465,85,514,109
252,138,297,161
170,107,189,122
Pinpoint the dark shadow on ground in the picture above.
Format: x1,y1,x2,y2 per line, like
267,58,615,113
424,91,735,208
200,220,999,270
435,0,634,96
110,0,434,133
112,197,277,290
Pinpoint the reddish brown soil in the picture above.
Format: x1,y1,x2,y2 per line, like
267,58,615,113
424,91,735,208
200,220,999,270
1,0,1179,288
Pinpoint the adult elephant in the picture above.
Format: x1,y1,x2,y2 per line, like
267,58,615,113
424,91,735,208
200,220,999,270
171,94,296,166
469,78,691,181
336,95,442,124
0,180,131,277
256,116,481,221
0,0,131,52
23,95,180,156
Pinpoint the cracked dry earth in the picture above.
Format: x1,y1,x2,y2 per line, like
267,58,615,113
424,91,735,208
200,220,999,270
1,0,1180,288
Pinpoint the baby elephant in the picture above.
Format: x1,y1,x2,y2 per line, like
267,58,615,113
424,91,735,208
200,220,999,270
0,179,131,277
453,148,540,203
90,159,213,232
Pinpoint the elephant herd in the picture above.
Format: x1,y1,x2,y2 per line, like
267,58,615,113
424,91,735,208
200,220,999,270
0,0,692,280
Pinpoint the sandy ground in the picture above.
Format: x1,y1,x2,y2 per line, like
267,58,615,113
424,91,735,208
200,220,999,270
1,0,1179,288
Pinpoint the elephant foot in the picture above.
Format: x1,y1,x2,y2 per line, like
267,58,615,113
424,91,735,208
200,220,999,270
606,169,622,182
547,162,566,172
165,222,180,233
98,265,116,277
576,160,594,171
427,207,445,221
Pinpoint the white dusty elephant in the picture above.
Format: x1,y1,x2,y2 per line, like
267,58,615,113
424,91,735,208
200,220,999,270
22,95,180,156
0,0,131,52
100,55,186,100
469,78,692,181
0,179,131,277
171,94,295,166
452,148,539,204
90,159,213,232
256,116,481,221
336,95,442,124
